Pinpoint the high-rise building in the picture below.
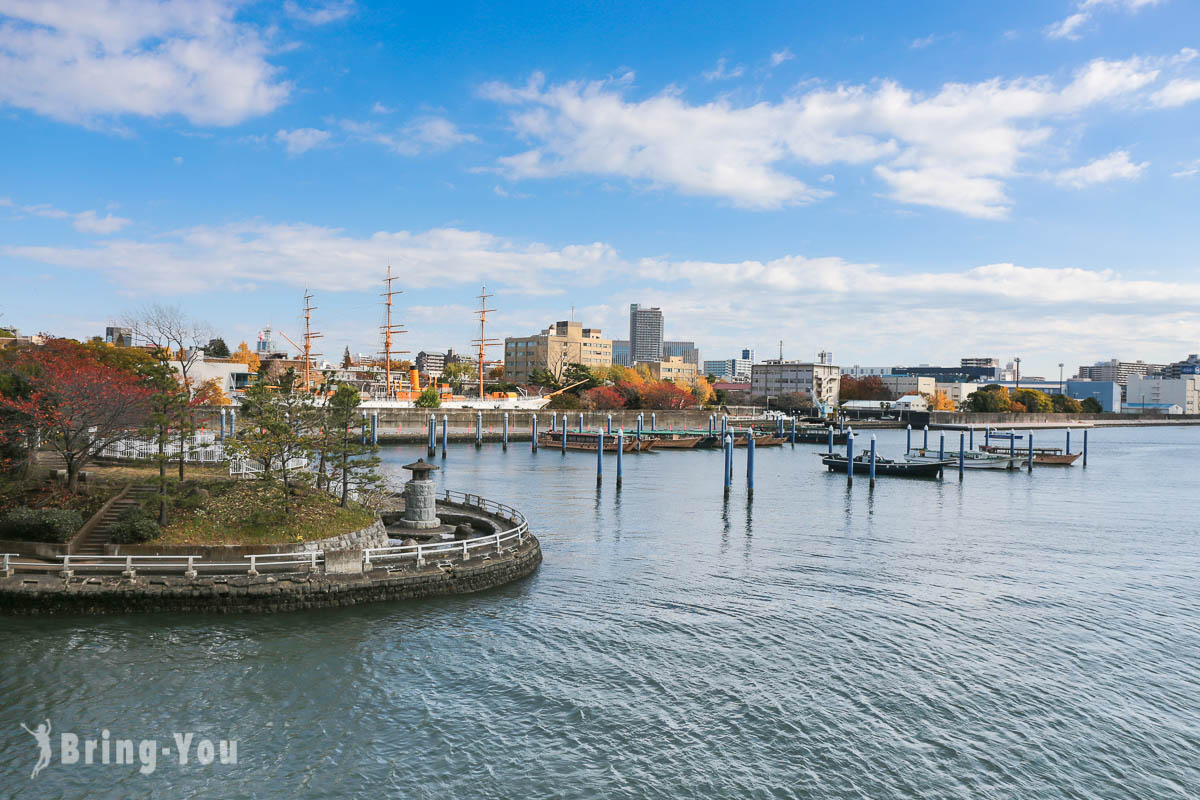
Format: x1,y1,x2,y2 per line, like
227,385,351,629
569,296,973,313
504,320,612,385
611,340,631,367
663,340,700,366
643,356,698,383
1163,354,1200,379
1074,359,1165,386
104,326,133,347
961,356,999,380
1124,375,1200,414
629,304,664,364
703,358,752,382
741,348,755,362
750,360,841,407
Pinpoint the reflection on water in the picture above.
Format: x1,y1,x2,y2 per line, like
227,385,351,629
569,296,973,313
2,426,1199,798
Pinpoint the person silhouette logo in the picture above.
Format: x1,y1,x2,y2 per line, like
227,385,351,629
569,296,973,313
20,720,52,779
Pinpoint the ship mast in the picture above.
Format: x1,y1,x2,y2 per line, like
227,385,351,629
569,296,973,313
472,285,499,399
302,288,322,392
380,264,407,399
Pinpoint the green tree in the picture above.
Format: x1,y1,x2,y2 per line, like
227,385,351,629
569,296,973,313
326,384,384,507
528,368,562,391
1051,393,1083,413
1080,397,1103,413
967,386,1012,412
415,385,442,408
227,369,313,513
204,338,230,358
341,347,353,368
442,361,473,393
1012,388,1053,413
561,363,598,393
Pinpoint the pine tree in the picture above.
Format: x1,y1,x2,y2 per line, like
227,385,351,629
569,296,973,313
326,384,383,507
341,347,353,368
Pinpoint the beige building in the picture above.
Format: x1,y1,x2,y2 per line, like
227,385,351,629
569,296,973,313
750,361,841,407
880,375,936,397
643,356,698,383
935,382,981,408
504,321,612,384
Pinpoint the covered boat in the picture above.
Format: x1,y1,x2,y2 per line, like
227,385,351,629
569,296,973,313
820,453,949,478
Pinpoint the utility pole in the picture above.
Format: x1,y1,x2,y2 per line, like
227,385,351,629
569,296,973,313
302,288,323,392
472,285,499,399
380,264,408,400
1014,357,1021,390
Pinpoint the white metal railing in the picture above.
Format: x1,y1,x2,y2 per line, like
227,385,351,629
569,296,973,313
361,490,529,571
2,491,529,578
98,433,229,464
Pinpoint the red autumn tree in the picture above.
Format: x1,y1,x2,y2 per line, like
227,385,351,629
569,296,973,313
582,385,627,410
0,339,151,491
640,380,697,409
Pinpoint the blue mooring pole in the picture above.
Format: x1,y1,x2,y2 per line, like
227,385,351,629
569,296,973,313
636,414,643,450
651,412,657,432
1066,428,1071,454
441,415,448,459
551,412,556,432
969,426,975,451
846,432,855,485
985,426,991,447
723,434,732,498
1009,429,1015,459
722,415,728,438
531,414,538,452
361,411,366,444
959,432,965,480
747,430,755,497
229,409,236,439
607,414,612,435
827,426,834,454
727,433,734,483
596,430,603,486
578,413,583,433
708,415,714,437
428,414,436,456
923,425,929,451
1083,429,1089,466
1027,430,1034,472
503,413,509,450
561,419,567,452
371,412,378,446
616,429,623,488
938,433,944,461
906,423,911,454
791,415,796,445
869,435,877,488
476,411,483,448
219,409,226,441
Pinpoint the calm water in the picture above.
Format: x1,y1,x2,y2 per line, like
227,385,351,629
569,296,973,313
2,426,1198,798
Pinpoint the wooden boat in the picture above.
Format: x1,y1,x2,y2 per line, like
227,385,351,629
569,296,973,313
700,433,786,448
820,453,949,478
908,448,1017,470
792,429,849,445
537,431,652,452
644,434,704,449
980,445,1081,465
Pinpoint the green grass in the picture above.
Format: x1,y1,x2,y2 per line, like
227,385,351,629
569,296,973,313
154,480,377,546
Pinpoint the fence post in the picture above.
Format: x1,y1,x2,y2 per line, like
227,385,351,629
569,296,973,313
122,555,136,579
185,555,197,580
364,549,375,572
247,554,259,577
309,551,318,572
1,553,11,578
229,409,236,439
462,540,470,561
59,554,72,579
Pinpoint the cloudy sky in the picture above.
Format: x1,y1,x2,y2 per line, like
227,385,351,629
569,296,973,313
2,0,1198,376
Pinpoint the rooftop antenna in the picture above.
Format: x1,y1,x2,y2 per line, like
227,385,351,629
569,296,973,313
380,263,408,399
302,288,323,392
472,285,499,399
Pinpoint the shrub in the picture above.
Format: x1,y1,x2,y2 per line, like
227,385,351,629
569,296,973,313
108,506,161,544
415,386,441,408
0,507,83,543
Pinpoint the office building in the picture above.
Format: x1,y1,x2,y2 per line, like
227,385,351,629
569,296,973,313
842,365,894,378
611,340,631,367
1074,359,1165,387
892,364,999,382
504,320,612,385
663,340,700,366
105,326,133,347
741,348,755,362
703,358,752,382
415,350,445,378
1163,354,1200,379
643,356,698,383
960,357,1000,380
750,360,841,407
881,375,936,397
629,304,664,363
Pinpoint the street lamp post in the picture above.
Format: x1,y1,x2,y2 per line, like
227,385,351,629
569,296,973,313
1059,363,1064,395
1014,357,1021,391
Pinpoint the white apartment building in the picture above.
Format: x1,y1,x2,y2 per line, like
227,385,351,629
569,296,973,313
880,375,935,397
750,361,841,406
1124,375,1200,415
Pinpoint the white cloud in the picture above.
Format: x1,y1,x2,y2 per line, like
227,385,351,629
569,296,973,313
275,127,331,155
0,0,289,126
341,116,477,155
910,34,938,49
770,49,794,67
1150,78,1200,107
703,58,744,81
7,217,1200,363
72,209,132,234
8,197,131,234
1170,159,1200,178
283,0,355,25
482,54,1171,217
1046,0,1162,41
1053,150,1147,188
371,101,394,114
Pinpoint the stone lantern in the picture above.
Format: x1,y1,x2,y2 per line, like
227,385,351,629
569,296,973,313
398,458,441,530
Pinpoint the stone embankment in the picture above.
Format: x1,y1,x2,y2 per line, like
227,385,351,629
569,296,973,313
0,532,541,615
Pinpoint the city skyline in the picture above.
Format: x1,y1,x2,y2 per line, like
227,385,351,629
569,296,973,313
3,1,1200,376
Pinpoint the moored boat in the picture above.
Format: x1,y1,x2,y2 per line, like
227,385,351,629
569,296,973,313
980,445,1081,465
907,448,1018,470
820,453,949,478
645,434,704,449
537,431,651,452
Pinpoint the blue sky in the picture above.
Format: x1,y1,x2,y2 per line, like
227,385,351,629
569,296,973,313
2,0,1199,377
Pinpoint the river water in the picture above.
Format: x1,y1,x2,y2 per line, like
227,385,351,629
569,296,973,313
1,425,1198,798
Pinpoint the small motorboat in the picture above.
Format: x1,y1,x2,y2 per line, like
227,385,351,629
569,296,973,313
908,448,1018,470
980,445,1081,465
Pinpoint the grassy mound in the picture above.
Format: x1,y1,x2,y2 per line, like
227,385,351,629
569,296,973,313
155,480,377,546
